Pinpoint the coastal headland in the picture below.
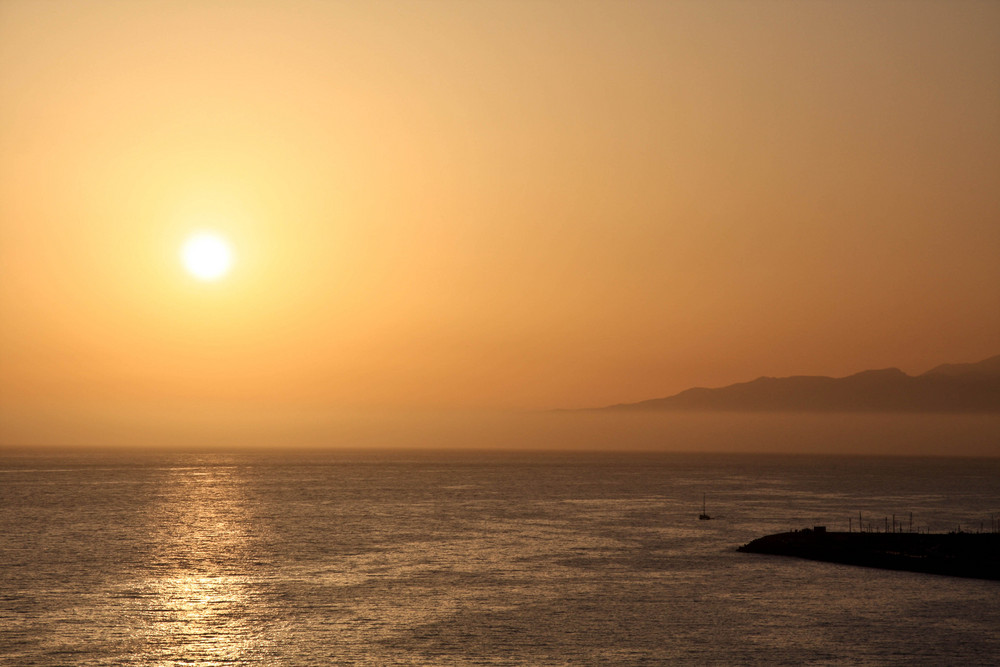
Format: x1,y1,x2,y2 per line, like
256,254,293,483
739,529,1000,581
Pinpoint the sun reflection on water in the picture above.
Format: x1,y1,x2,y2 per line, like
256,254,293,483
122,463,274,664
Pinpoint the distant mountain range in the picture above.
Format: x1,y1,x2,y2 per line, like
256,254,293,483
599,355,1000,413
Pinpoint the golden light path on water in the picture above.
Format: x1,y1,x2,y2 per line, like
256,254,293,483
126,464,272,664
109,459,618,664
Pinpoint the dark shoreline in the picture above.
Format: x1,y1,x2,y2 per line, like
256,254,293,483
738,529,1000,581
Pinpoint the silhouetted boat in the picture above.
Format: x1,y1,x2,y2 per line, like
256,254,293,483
699,493,712,520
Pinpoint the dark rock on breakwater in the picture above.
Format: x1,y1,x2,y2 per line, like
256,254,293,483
738,529,1000,580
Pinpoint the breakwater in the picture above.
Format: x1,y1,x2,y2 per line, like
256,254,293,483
738,529,1000,580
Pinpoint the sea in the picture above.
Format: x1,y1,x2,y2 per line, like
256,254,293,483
1,449,998,665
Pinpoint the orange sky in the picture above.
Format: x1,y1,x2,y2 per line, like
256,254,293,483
1,1,998,446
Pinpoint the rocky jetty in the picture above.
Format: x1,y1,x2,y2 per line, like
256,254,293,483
739,528,1000,580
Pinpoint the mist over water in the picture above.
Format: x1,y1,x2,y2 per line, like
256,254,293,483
7,409,996,456
452,412,1000,456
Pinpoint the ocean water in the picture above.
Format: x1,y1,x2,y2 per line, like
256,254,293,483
1,450,998,665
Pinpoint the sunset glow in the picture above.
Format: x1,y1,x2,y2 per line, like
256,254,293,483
0,0,997,449
3,5,998,665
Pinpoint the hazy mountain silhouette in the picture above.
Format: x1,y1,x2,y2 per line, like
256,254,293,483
600,355,1000,413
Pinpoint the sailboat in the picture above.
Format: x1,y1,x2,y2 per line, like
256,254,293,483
699,493,712,520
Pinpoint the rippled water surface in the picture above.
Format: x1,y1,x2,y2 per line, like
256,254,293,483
2,450,999,665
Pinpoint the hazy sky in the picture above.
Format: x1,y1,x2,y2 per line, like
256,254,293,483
1,1,998,445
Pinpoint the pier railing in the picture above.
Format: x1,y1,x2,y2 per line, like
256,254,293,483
847,512,1000,535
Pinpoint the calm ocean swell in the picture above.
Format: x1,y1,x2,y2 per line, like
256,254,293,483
1,451,998,665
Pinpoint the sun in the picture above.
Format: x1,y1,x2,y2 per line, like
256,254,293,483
181,231,233,281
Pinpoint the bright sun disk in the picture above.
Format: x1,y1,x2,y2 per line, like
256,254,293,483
181,232,233,281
